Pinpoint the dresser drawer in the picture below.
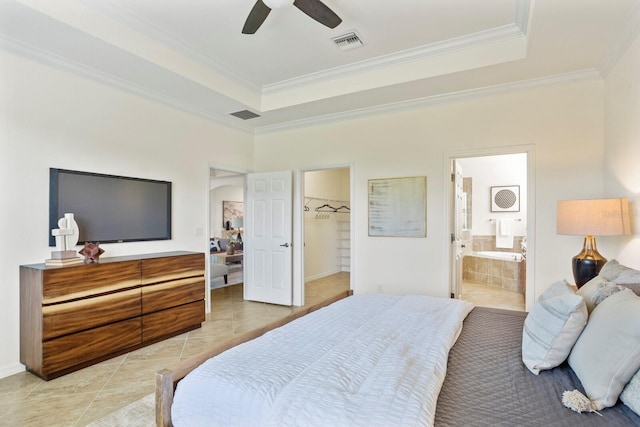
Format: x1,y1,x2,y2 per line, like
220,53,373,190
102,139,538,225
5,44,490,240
141,253,204,285
142,300,205,342
141,277,204,315
42,318,141,376
42,260,141,304
42,289,141,340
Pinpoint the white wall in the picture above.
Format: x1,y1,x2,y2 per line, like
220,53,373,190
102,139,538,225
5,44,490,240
0,51,253,377
603,34,640,269
457,153,528,237
254,79,606,302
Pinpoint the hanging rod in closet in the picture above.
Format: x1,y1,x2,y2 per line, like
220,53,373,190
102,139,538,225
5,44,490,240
305,196,349,203
304,196,350,213
315,204,351,213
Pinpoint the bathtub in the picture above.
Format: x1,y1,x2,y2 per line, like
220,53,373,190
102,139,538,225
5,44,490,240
463,251,525,293
474,251,523,262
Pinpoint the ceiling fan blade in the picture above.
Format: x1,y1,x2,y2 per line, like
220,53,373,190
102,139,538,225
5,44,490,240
293,0,342,29
242,0,272,34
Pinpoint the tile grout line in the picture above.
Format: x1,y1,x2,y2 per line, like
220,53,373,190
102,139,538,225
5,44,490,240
73,355,128,426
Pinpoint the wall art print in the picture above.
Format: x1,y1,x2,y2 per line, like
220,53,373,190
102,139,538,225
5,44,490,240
222,200,243,228
368,176,426,237
490,185,520,212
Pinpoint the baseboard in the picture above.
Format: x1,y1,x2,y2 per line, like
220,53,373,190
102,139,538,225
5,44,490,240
305,269,342,283
210,282,236,290
0,362,25,379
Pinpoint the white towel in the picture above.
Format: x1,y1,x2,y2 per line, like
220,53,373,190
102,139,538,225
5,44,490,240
496,219,514,249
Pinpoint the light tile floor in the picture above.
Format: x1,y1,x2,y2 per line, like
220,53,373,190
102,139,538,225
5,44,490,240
0,272,350,426
460,279,526,311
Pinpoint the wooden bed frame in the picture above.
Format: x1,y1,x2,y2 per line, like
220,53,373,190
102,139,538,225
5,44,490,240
155,290,353,427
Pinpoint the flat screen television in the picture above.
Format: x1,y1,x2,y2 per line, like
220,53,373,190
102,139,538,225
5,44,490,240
49,168,172,246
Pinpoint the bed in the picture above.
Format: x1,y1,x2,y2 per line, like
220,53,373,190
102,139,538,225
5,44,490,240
156,270,640,427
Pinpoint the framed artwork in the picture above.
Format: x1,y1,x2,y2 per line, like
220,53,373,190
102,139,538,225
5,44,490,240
491,185,520,212
368,176,427,237
222,200,243,228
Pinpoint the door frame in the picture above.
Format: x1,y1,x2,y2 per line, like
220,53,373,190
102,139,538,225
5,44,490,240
206,163,250,313
443,145,536,311
295,163,355,306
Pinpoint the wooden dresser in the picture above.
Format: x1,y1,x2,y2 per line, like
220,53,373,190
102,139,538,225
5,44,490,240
20,251,205,380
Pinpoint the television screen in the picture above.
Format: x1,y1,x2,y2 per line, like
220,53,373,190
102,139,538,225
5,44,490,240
49,168,172,246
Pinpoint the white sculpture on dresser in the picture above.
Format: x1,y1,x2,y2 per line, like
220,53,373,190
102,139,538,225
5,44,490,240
50,213,81,262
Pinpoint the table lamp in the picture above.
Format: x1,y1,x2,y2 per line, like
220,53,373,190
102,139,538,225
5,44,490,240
557,198,630,287
232,217,243,243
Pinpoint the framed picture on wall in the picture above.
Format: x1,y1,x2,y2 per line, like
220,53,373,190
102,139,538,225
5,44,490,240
490,185,520,212
368,176,427,237
222,200,243,229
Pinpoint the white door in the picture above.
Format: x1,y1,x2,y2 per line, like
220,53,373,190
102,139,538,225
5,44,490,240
244,171,293,305
450,160,468,299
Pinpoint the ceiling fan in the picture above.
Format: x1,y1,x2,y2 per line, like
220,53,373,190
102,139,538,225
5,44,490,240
242,0,342,34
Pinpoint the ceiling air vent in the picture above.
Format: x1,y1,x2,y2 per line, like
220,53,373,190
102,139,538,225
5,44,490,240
230,110,260,120
332,31,363,51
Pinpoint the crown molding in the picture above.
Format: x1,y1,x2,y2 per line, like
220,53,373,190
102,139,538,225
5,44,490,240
597,0,640,77
63,0,532,100
515,0,533,34
263,24,524,95
255,69,601,134
78,0,262,93
263,0,531,94
0,34,254,134
1,30,601,138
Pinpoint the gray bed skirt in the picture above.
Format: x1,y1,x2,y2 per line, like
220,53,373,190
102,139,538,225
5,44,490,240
434,307,640,426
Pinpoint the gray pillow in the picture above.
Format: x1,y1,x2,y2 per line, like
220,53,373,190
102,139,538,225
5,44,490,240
577,276,624,313
568,288,640,410
598,259,628,281
522,280,587,375
597,259,640,295
615,269,640,296
621,369,640,416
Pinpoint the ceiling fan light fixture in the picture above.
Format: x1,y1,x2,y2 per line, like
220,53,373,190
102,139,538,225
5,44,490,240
263,0,294,9
243,0,341,34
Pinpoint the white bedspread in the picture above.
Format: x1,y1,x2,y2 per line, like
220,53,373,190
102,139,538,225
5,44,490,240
172,294,473,427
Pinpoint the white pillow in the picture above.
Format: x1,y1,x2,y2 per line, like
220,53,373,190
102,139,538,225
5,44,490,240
568,288,640,410
577,276,624,313
621,369,640,416
522,280,588,375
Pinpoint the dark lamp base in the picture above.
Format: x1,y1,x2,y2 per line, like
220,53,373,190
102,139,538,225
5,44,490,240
572,236,607,288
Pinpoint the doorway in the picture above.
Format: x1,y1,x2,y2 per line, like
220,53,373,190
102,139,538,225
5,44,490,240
208,165,353,309
207,166,246,312
449,150,533,311
301,167,352,305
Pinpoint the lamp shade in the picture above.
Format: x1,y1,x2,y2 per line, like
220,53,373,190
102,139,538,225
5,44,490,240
231,217,243,228
557,198,631,236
